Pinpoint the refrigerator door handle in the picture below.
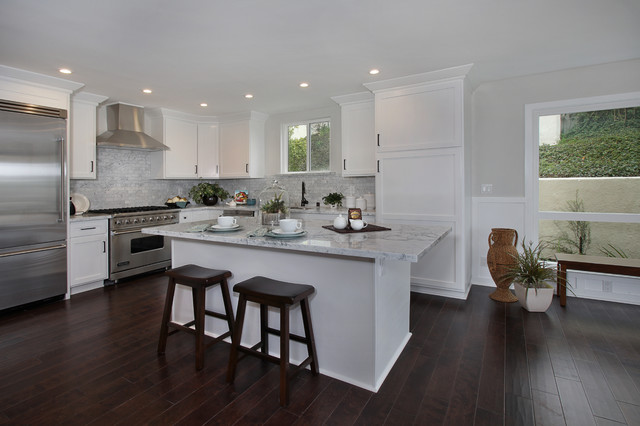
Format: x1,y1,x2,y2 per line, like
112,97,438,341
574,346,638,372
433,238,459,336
59,138,65,223
0,243,67,259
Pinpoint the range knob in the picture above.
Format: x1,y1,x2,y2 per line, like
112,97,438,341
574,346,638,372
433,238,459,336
124,219,130,225
140,218,146,223
115,219,122,226
156,216,161,221
163,215,168,220
133,218,139,224
148,216,154,222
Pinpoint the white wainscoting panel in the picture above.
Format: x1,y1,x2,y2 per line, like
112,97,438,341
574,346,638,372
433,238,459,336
471,197,527,287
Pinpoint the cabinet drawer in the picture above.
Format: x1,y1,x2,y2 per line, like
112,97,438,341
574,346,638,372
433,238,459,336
70,219,108,238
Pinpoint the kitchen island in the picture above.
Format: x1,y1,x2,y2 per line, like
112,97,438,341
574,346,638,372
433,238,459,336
144,219,450,391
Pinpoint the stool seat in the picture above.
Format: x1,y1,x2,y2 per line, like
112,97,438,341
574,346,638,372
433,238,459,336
227,276,319,407
233,276,315,305
158,264,234,370
166,264,231,286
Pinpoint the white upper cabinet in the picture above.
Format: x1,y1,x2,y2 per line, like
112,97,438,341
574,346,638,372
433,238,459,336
366,66,470,153
332,92,375,177
69,92,108,179
147,109,211,179
218,112,267,179
197,122,220,178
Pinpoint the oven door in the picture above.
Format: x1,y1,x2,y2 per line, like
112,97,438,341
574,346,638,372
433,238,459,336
109,228,171,280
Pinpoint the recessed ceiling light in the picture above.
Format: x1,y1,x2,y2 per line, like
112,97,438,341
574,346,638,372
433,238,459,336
299,82,309,88
369,69,380,75
59,68,72,74
142,89,152,94
245,94,253,99
200,103,208,107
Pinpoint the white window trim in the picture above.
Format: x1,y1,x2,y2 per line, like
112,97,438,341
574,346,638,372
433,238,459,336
280,117,331,174
524,91,640,243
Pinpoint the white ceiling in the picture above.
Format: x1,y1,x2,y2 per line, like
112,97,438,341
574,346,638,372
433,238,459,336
2,0,639,116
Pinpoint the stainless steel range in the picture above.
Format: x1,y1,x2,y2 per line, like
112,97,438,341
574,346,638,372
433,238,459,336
88,206,179,282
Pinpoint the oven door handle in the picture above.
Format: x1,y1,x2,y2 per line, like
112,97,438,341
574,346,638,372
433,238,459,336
111,229,144,236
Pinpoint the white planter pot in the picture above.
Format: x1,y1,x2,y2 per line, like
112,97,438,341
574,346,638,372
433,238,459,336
513,282,554,312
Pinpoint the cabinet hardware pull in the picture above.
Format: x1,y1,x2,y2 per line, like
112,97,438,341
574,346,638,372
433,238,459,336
216,164,219,174
80,227,97,231
103,241,106,253
343,159,346,170
377,160,380,173
195,165,198,174
377,134,380,147
245,163,248,173
90,160,94,173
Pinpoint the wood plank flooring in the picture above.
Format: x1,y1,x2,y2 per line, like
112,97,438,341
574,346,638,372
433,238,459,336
1,272,639,425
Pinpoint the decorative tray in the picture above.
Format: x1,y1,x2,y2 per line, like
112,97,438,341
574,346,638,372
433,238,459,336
322,224,391,234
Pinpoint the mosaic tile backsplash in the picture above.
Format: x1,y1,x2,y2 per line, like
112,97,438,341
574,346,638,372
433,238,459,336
70,148,375,209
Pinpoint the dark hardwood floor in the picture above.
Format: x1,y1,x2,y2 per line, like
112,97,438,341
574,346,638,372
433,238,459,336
1,272,639,425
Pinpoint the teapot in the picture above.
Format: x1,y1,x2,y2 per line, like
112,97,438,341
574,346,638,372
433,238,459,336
333,214,348,230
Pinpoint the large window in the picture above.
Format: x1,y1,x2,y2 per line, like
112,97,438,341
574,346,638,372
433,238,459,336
283,119,330,173
525,94,640,260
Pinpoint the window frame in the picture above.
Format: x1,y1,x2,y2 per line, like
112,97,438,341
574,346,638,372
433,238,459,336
281,117,331,174
524,92,640,246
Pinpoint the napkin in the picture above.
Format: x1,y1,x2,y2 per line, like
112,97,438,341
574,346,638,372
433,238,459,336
186,224,210,233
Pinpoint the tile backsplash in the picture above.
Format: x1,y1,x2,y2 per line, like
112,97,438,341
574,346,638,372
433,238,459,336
70,148,375,209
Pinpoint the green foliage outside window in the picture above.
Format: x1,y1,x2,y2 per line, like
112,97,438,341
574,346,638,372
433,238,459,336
539,107,640,178
287,121,330,172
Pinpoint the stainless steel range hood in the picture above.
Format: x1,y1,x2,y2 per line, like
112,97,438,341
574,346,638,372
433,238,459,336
96,103,169,151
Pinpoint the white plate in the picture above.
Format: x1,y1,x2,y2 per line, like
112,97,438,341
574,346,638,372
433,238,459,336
208,224,241,231
70,193,90,214
266,230,307,238
272,228,304,235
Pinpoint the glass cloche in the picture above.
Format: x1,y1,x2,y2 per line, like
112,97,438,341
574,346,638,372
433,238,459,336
259,179,290,225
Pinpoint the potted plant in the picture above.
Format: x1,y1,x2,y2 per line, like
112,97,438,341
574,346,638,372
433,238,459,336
188,182,230,206
501,240,568,312
260,192,289,225
322,192,344,208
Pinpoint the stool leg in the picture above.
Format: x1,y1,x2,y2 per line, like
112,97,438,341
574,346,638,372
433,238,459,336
279,305,290,406
260,304,269,354
300,298,319,375
193,285,206,370
220,278,235,338
227,294,247,383
158,277,176,354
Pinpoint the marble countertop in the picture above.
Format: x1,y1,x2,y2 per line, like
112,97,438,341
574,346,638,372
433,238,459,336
69,213,111,222
143,219,451,262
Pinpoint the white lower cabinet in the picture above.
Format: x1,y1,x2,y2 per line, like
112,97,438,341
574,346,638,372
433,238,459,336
69,219,108,294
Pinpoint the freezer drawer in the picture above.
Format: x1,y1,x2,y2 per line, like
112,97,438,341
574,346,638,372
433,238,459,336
0,243,67,310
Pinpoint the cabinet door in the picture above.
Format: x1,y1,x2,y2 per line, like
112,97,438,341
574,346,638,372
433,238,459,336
197,123,219,178
342,101,375,176
69,99,97,179
376,81,461,152
69,235,108,286
219,121,250,178
164,117,198,178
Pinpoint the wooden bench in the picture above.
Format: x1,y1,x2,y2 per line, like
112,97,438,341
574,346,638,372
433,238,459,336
555,253,640,306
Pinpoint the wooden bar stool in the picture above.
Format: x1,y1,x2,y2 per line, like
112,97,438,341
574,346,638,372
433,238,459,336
226,276,319,406
158,264,234,370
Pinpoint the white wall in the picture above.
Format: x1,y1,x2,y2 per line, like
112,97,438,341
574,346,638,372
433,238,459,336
470,59,640,304
263,104,342,176
472,58,640,198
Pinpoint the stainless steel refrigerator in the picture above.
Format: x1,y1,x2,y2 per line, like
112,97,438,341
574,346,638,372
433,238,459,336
0,99,68,310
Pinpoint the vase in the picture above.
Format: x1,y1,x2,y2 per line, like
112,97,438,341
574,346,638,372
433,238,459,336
487,228,519,302
513,282,554,312
203,195,218,206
